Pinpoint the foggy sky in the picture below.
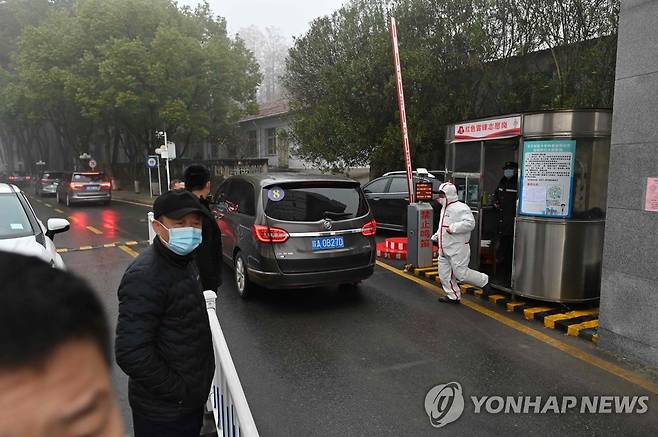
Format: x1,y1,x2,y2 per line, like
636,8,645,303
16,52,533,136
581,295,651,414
179,0,348,42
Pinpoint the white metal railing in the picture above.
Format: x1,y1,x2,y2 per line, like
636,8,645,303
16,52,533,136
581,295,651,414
204,290,260,437
147,211,155,244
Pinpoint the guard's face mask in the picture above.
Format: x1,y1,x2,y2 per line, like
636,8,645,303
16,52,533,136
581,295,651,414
156,221,203,256
504,169,515,179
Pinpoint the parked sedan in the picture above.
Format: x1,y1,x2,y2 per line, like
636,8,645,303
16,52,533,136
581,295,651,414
362,170,446,232
56,172,112,206
212,173,377,297
0,183,70,269
35,170,66,197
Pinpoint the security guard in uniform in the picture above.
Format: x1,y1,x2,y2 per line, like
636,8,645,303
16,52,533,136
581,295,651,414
492,161,518,284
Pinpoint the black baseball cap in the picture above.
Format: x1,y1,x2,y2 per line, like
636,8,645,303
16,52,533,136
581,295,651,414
153,189,206,220
504,161,518,169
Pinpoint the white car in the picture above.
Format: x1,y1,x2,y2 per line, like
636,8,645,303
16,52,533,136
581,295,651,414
0,183,70,268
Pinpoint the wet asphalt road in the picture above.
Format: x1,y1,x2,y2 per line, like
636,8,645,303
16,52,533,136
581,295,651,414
26,193,658,436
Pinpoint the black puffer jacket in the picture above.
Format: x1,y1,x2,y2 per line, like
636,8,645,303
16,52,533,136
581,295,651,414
195,197,222,291
115,238,214,421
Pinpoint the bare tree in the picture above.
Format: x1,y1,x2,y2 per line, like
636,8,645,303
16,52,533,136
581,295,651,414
238,25,289,103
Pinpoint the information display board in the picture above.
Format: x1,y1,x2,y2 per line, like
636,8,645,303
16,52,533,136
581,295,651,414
415,182,433,202
520,140,576,218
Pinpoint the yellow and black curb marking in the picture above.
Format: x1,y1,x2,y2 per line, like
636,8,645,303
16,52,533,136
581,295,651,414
56,240,149,254
405,259,600,344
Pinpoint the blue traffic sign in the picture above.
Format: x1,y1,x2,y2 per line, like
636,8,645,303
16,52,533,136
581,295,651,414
146,155,159,169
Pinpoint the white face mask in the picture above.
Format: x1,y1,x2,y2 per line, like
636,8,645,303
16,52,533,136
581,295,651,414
439,196,447,207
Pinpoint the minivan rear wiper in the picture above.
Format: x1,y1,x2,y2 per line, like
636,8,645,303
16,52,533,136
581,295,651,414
323,211,352,220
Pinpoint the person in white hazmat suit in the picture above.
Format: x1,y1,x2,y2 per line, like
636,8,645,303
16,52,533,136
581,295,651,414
431,182,490,303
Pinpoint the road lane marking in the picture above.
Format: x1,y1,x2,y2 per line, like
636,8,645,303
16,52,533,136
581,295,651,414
124,241,139,246
44,203,53,207
54,241,149,254
119,245,140,258
112,198,152,208
375,260,658,394
86,226,104,235
54,208,64,213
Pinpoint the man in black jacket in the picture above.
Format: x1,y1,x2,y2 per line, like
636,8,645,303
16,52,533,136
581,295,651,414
184,164,222,292
115,190,214,437
492,161,518,285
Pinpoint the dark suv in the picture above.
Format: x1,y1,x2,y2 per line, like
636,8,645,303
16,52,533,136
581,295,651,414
363,171,446,232
56,172,112,206
212,173,377,297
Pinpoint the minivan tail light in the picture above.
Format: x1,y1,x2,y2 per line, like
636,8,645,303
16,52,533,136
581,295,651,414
362,219,377,236
252,224,289,243
70,182,84,190
100,181,112,189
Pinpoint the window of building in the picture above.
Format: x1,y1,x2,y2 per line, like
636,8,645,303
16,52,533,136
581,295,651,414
247,130,257,157
266,128,277,156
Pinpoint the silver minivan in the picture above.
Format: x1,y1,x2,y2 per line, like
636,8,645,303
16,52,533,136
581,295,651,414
212,173,377,297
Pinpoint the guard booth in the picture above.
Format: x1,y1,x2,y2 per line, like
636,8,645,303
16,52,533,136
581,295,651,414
445,110,611,303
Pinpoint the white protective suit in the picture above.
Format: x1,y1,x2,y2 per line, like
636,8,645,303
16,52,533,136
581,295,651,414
431,182,489,300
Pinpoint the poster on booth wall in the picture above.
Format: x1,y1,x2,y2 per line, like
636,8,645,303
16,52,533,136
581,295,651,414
520,140,576,218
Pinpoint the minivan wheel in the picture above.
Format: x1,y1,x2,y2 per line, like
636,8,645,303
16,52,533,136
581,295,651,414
65,193,71,207
234,251,251,298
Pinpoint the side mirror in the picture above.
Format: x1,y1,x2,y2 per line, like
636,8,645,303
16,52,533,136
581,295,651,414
363,188,372,194
46,218,70,240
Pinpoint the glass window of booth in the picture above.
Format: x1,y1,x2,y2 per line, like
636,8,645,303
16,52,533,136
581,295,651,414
572,138,610,220
452,141,481,173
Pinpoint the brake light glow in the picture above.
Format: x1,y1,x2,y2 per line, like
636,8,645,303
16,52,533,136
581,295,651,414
8,176,14,181
362,219,377,236
251,224,289,243
70,182,85,190
25,176,31,180
100,182,112,189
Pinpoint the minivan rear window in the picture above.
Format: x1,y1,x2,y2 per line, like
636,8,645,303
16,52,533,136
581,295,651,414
264,183,369,222
72,173,105,182
42,172,64,180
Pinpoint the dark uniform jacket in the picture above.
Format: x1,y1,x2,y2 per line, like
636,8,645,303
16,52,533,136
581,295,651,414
115,238,214,422
493,176,518,236
196,197,223,291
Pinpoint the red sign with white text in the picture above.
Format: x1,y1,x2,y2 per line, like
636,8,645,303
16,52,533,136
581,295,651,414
454,116,521,142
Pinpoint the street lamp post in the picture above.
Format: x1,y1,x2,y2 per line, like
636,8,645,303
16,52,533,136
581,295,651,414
155,130,171,189
164,131,171,189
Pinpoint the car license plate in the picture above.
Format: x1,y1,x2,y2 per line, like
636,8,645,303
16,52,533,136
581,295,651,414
87,185,100,191
312,236,344,251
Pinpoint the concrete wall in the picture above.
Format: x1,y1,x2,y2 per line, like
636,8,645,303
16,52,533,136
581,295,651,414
598,0,658,367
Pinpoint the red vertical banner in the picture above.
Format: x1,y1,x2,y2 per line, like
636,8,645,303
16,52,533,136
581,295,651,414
389,17,415,204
